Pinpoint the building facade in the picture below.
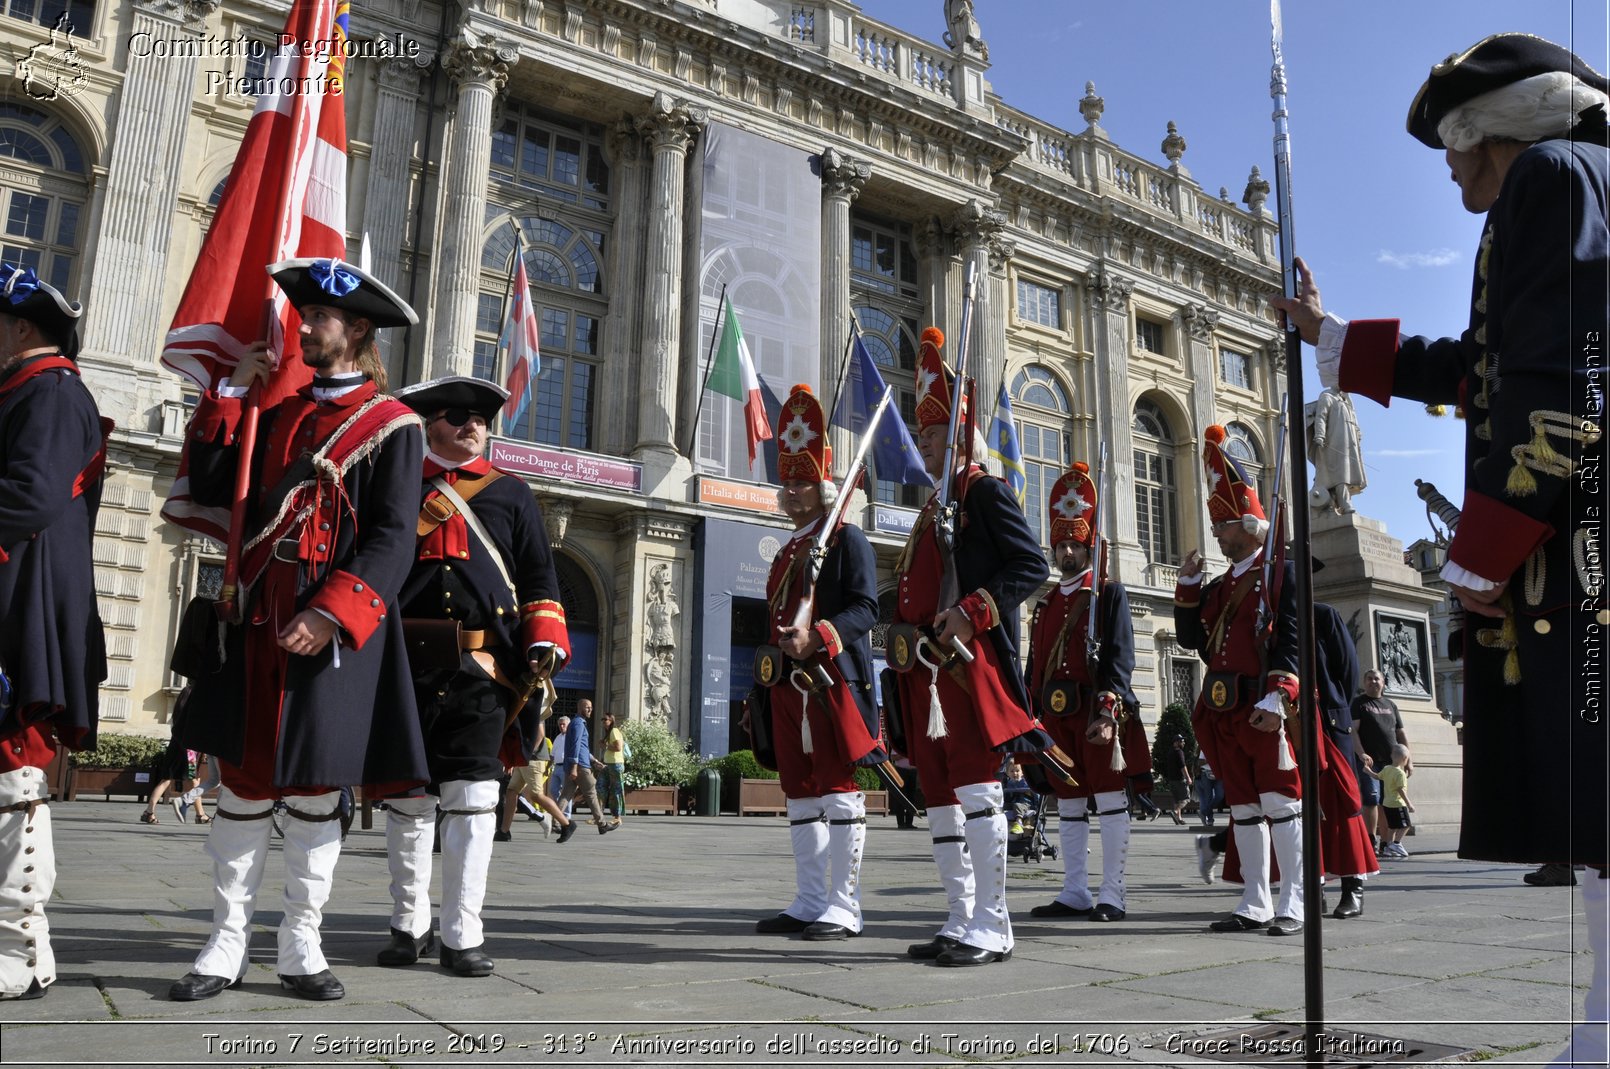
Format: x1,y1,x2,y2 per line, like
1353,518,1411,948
5,0,1288,750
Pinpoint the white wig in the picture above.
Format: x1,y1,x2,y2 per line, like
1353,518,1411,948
774,480,838,511
1438,71,1610,151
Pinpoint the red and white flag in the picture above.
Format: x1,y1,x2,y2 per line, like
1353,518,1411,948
500,252,540,428
158,0,352,540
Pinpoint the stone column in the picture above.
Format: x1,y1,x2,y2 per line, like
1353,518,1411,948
913,216,953,338
599,119,647,459
632,92,706,459
364,52,432,383
1183,303,1222,561
1088,268,1141,584
80,0,220,385
949,199,1006,418
428,30,516,378
818,147,868,473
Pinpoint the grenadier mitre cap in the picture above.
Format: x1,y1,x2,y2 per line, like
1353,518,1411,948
775,382,831,484
394,375,508,419
1202,424,1266,526
0,262,82,358
1406,32,1609,148
914,327,967,432
268,257,418,328
1048,461,1097,548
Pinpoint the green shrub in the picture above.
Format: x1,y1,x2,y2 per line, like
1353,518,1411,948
1151,701,1197,769
704,749,776,782
69,733,169,769
853,766,882,792
622,715,701,790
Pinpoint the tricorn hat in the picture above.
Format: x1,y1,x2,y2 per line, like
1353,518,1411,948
394,375,509,420
0,262,83,358
775,383,832,484
1406,32,1610,148
1202,424,1266,527
268,257,417,329
1048,462,1097,548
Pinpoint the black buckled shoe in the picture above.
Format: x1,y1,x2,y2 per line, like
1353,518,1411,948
755,912,811,934
935,942,1012,967
1209,913,1269,933
1029,900,1092,919
7,978,46,1001
906,935,961,960
377,927,436,967
1089,903,1126,922
1332,878,1364,919
802,922,858,941
440,945,495,977
168,972,240,1001
1266,915,1304,936
277,970,345,1000
1524,863,1578,887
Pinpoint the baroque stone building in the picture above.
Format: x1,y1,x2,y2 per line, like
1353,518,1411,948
4,0,1287,752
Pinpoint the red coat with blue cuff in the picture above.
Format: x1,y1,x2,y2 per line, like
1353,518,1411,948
176,381,429,795
1334,135,1606,866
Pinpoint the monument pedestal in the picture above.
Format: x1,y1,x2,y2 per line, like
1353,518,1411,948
1309,510,1463,835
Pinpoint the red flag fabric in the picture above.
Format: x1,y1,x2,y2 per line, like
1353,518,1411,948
501,254,539,427
158,0,352,540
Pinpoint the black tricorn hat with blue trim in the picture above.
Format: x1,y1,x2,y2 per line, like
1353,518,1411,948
0,262,83,358
267,257,417,329
393,375,508,420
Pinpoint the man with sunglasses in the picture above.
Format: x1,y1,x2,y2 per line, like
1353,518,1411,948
170,258,429,1003
382,376,570,978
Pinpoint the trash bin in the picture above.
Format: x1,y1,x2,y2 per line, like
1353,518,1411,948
694,768,721,817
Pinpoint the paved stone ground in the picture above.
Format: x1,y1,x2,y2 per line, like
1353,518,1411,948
0,801,1592,1067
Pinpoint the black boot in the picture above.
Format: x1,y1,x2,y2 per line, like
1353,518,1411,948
1333,877,1364,919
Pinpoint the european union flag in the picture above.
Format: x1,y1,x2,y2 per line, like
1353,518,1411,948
989,381,1026,505
830,331,931,487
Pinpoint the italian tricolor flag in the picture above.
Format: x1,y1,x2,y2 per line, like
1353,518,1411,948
708,295,773,467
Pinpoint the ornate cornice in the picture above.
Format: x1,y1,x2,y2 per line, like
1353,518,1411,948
615,511,695,544
817,146,870,201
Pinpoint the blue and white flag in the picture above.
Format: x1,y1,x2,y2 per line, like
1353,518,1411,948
830,329,930,486
988,381,1026,505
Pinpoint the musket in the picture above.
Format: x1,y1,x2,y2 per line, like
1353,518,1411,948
1270,1,1326,1054
932,261,980,665
1084,442,1109,680
1256,396,1291,643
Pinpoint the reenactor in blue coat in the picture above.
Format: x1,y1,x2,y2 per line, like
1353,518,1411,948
0,263,106,1001
1272,35,1608,1060
169,258,428,1003
380,376,570,977
751,384,883,942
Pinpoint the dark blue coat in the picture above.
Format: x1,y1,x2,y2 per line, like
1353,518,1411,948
0,358,105,751
1312,603,1359,748
952,471,1048,713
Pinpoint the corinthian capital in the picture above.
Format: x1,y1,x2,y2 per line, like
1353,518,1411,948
817,147,870,201
635,91,708,153
133,0,218,26
377,51,434,93
949,197,1006,252
444,29,518,91
1183,303,1219,340
1088,268,1133,311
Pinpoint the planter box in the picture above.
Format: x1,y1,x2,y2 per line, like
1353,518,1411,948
623,785,677,815
66,767,152,802
740,779,889,816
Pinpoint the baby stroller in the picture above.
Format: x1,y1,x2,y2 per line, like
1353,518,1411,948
1006,789,1058,863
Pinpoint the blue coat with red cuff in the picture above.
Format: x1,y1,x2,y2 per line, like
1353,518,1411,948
400,457,569,761
1335,132,1607,867
177,381,429,791
0,356,106,766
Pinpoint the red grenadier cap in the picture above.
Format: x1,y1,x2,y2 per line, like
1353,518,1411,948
913,327,968,433
775,383,832,484
1201,424,1266,528
1047,461,1097,548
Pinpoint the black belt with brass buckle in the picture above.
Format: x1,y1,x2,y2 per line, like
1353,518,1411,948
271,537,301,563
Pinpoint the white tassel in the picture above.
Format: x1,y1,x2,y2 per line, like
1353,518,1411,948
1109,728,1127,773
1277,721,1296,771
916,641,947,739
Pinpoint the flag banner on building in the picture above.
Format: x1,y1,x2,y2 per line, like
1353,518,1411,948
157,0,352,540
757,375,787,484
500,250,540,428
989,381,1027,504
829,328,930,487
706,295,772,467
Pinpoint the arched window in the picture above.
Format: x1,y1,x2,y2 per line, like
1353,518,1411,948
1133,398,1181,566
1223,421,1264,501
0,102,88,292
477,110,610,453
1010,365,1071,548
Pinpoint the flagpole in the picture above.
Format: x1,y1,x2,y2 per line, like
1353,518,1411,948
683,283,728,459
499,218,524,380
830,317,859,422
1269,3,1326,1061
216,22,324,624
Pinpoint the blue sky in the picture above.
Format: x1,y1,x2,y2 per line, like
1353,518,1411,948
854,0,1607,550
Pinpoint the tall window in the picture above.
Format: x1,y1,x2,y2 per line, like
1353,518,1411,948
0,103,87,292
1133,399,1180,566
1010,365,1072,548
1135,317,1166,355
1220,347,1251,389
1016,278,1061,329
4,0,93,35
490,105,610,211
851,214,924,508
1223,421,1264,502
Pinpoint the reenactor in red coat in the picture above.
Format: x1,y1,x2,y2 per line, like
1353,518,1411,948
752,385,883,942
170,259,428,1002
1024,462,1150,922
1174,426,1305,936
0,264,106,1001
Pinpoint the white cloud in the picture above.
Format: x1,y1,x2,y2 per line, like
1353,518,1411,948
1375,248,1461,270
1371,448,1445,458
